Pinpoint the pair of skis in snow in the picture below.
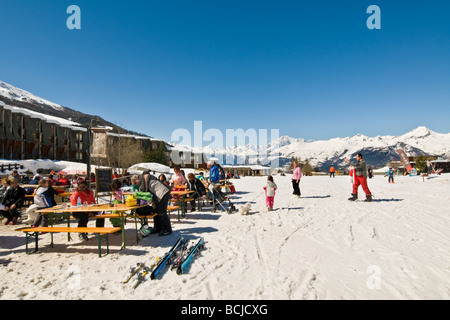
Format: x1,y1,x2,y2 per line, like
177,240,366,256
123,237,205,289
171,237,205,275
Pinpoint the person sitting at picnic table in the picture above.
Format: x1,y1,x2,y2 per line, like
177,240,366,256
158,174,170,187
109,180,123,228
170,165,186,187
113,171,122,179
1,178,26,225
186,173,207,212
32,179,58,228
69,180,104,240
0,178,12,203
132,178,140,192
55,174,71,186
196,171,205,182
29,174,41,185
8,170,21,182
71,174,84,189
170,165,187,201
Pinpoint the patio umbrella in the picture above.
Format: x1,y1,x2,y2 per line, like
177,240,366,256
57,169,86,175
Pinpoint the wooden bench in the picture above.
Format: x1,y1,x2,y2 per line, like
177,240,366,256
132,206,180,242
16,227,121,257
169,197,195,219
70,214,125,220
169,197,194,209
167,205,183,221
127,206,179,219
169,198,194,203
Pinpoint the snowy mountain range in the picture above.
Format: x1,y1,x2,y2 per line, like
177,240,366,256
174,126,450,169
274,127,450,169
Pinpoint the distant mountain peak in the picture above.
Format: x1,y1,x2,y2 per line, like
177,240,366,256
403,126,433,138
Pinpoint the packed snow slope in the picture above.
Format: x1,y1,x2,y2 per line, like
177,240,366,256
1,174,450,300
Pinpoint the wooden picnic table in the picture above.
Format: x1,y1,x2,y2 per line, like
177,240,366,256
21,184,66,190
35,203,149,250
170,190,195,220
170,190,194,196
25,192,73,198
57,192,73,197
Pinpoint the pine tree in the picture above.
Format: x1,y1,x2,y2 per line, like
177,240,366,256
415,154,427,173
302,160,313,176
144,143,169,166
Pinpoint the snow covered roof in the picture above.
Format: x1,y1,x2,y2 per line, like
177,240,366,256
128,162,171,174
0,101,87,132
106,132,161,141
223,164,271,170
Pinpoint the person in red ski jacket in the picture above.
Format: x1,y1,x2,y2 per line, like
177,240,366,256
55,174,71,186
345,153,372,202
69,180,104,240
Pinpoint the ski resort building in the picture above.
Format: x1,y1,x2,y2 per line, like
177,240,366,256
0,102,168,163
167,148,208,169
223,165,271,177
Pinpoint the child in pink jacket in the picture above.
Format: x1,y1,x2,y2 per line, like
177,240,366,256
264,176,277,211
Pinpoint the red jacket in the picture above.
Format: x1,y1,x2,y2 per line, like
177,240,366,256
70,189,96,205
56,178,71,186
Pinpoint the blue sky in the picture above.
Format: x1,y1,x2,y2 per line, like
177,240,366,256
1,0,449,143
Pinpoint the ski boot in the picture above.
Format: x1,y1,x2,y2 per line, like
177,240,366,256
364,195,372,202
348,193,358,201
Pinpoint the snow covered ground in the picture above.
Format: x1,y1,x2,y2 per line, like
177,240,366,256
1,173,450,300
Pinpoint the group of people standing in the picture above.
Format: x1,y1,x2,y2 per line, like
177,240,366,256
287,154,373,204
260,154,374,213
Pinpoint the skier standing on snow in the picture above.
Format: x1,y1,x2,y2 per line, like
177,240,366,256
344,153,372,202
329,165,336,178
386,167,395,183
368,166,374,179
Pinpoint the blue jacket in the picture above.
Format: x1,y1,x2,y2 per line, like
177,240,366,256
209,165,220,183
